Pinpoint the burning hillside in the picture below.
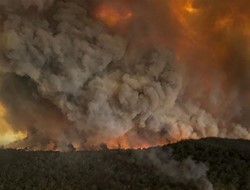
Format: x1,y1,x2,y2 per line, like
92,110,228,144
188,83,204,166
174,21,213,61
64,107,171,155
0,0,249,150
2,138,250,190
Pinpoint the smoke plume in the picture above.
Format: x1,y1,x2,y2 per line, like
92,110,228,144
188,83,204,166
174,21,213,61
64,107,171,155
0,0,249,150
136,148,213,190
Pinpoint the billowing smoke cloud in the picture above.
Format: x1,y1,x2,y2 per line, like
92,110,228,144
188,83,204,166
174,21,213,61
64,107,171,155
0,0,249,150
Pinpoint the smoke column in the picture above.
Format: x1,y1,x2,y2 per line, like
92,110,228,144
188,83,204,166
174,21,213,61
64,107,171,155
0,0,249,150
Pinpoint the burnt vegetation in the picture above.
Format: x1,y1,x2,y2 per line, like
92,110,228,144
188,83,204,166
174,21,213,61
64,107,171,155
0,137,250,190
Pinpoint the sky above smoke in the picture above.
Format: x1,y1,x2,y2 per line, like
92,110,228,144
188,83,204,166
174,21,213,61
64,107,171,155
0,0,249,150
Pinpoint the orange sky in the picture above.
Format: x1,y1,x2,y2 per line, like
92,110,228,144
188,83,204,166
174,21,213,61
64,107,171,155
0,102,26,146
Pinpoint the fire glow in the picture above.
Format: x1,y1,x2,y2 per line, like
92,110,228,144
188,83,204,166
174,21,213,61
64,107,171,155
94,3,133,27
91,0,250,149
0,102,27,146
0,0,249,151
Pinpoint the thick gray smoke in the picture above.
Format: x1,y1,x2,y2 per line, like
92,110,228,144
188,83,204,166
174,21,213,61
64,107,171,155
0,0,249,150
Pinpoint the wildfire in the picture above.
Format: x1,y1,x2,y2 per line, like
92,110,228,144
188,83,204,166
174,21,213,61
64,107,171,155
0,0,248,151
184,0,199,14
106,132,171,150
90,0,250,150
106,136,154,150
0,102,27,146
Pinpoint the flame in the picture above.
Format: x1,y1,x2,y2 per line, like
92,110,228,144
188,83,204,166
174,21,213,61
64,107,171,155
184,0,199,14
90,0,250,149
0,0,248,151
106,136,155,150
106,136,131,149
0,102,27,146
106,132,171,150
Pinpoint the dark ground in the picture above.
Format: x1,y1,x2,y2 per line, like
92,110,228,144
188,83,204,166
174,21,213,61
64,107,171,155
0,138,250,190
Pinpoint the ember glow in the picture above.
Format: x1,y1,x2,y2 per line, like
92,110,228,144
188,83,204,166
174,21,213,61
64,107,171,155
0,0,249,150
94,2,133,27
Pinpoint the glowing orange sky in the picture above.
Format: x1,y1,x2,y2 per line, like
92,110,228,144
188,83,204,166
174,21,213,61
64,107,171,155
0,0,249,149
92,0,250,149
0,102,26,146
